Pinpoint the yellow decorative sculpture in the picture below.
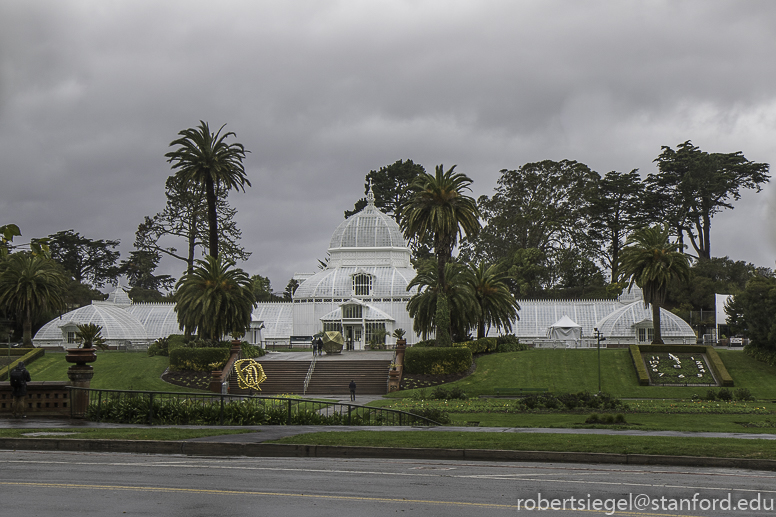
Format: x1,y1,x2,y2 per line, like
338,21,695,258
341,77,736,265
234,359,267,391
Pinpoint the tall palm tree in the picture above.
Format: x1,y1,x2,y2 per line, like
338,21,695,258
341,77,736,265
165,121,250,259
174,255,255,340
618,225,690,344
400,165,481,346
0,253,67,346
463,262,520,339
407,261,478,341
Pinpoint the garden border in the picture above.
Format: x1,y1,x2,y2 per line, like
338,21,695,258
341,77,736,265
630,345,734,387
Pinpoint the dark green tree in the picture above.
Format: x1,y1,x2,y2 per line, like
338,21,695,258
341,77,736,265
284,278,300,300
47,230,121,287
135,174,250,273
119,250,175,302
165,121,250,260
470,160,599,264
400,165,481,346
618,225,690,344
0,253,67,346
251,274,283,302
726,275,776,351
174,255,255,340
346,159,426,221
649,141,770,260
586,170,648,281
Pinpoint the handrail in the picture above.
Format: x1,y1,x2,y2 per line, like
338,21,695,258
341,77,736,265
68,387,442,427
303,354,317,395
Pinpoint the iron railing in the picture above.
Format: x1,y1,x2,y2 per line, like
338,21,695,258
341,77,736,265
69,387,441,427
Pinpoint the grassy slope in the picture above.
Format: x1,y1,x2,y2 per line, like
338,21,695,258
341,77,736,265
390,348,776,399
274,431,776,460
28,351,205,392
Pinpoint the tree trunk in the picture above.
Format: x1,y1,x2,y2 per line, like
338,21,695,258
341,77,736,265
205,174,219,259
651,302,664,344
435,234,452,347
22,303,32,347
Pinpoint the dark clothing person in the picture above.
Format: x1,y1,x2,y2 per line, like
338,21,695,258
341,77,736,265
9,362,31,418
316,338,323,356
349,380,356,401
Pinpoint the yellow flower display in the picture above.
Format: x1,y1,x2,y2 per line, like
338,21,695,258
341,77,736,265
234,359,267,391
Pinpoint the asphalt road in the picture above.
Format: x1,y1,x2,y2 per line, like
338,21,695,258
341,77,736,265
2,450,775,516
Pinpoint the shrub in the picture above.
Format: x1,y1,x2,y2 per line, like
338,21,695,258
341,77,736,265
717,388,733,401
614,413,626,424
169,347,229,371
734,388,754,401
601,414,615,424
404,347,472,375
557,392,579,410
240,342,266,358
744,344,776,367
585,413,600,424
147,337,170,357
453,337,498,355
431,386,467,400
413,339,437,348
496,334,521,345
706,389,717,401
496,342,529,353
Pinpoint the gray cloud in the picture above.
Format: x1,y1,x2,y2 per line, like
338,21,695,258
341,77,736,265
1,0,774,291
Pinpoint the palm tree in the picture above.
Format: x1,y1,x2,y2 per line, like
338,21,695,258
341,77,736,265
400,165,481,345
0,253,67,346
165,121,250,259
174,254,255,340
407,261,478,342
618,225,690,344
463,262,520,339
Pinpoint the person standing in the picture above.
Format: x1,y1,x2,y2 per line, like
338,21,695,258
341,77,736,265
10,361,31,418
349,379,356,401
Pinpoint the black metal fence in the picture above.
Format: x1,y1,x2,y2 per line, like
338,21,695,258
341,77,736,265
70,387,440,427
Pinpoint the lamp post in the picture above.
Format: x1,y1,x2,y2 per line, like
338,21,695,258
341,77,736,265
594,328,606,393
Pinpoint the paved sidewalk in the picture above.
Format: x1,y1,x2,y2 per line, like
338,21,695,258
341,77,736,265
258,351,394,361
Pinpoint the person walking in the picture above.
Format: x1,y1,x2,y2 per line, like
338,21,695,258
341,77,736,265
10,361,31,418
349,379,356,401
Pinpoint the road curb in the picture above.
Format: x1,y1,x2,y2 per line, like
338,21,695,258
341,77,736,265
1,437,775,471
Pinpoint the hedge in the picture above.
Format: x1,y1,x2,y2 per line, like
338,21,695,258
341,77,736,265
629,345,650,386
705,346,734,387
404,347,473,375
169,347,229,372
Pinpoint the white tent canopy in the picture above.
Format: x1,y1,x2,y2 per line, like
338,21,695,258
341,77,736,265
547,315,582,344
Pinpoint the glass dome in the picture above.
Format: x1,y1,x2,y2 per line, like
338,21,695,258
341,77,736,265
125,303,180,340
595,301,695,338
328,186,408,251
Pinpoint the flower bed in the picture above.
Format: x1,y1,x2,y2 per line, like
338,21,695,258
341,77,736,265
643,352,717,386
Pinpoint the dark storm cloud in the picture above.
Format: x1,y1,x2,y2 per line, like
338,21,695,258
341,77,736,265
1,0,775,291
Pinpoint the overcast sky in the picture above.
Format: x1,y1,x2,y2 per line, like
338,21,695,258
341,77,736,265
1,1,775,292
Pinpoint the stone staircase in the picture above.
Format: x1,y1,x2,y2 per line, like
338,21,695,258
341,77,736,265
305,360,391,395
229,359,391,396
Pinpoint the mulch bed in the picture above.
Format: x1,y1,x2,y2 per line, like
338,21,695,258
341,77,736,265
400,361,476,391
161,369,211,391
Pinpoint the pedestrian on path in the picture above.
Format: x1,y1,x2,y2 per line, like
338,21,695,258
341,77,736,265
10,361,31,418
349,379,356,401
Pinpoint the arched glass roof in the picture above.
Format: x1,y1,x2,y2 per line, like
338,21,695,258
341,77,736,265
34,302,147,343
252,303,293,340
125,303,180,340
595,301,695,338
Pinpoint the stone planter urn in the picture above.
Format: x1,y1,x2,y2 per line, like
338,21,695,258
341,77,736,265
65,348,96,418
65,348,97,366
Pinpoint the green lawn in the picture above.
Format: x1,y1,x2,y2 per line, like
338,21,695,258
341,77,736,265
0,428,254,440
272,431,776,460
390,348,776,400
27,351,206,392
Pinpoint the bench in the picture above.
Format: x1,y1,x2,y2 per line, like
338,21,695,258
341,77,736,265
493,388,548,397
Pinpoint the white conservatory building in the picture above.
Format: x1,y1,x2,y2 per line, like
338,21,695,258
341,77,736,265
33,184,695,349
